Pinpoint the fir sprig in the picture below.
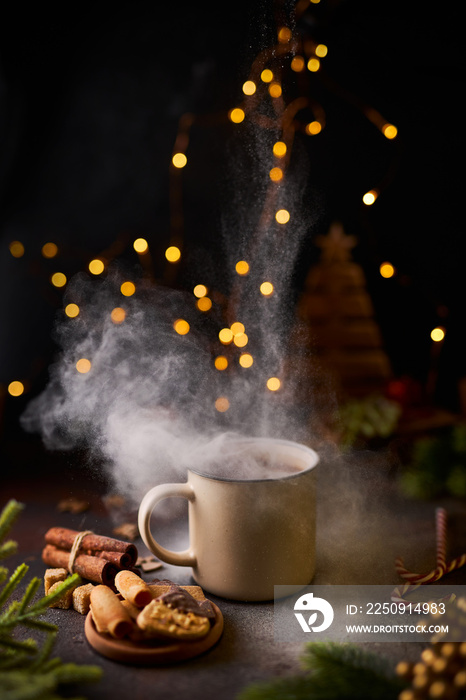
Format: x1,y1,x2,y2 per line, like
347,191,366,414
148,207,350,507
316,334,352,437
0,500,24,557
0,499,103,700
238,641,407,700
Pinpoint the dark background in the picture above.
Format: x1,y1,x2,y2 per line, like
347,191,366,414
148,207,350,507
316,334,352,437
1,0,465,447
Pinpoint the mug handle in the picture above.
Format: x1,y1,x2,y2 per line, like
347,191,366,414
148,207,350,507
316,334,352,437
138,482,196,567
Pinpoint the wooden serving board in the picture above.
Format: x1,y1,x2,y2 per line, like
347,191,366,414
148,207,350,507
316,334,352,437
84,601,223,665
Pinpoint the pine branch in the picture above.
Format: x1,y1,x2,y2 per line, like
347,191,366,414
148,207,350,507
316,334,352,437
301,642,405,699
18,577,41,614
0,500,24,545
0,669,56,700
0,636,37,654
20,619,58,633
238,642,407,700
0,499,103,698
52,663,104,685
301,640,396,676
40,657,63,674
29,631,57,671
0,600,21,625
0,540,19,561
0,664,104,700
0,563,28,609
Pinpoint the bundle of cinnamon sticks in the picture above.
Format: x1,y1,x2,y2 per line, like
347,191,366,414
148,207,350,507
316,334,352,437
42,527,138,587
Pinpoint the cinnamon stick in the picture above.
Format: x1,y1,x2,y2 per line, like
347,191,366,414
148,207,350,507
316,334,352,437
44,527,138,565
41,544,118,586
84,549,133,568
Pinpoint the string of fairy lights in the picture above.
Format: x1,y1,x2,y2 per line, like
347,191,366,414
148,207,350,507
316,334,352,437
3,0,447,410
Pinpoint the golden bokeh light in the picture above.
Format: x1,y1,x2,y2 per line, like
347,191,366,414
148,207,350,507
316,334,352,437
197,297,212,312
306,121,322,135
233,332,248,348
8,381,24,397
239,353,254,368
165,246,181,262
266,377,281,391
242,80,256,95
235,260,250,275
275,209,290,224
65,303,80,318
219,328,234,344
269,166,284,182
273,141,287,158
193,284,208,298
315,44,328,57
172,152,187,168
214,355,228,371
133,238,149,254
291,56,305,72
230,321,245,335
307,57,320,72
215,396,230,412
268,82,282,98
173,319,190,335
379,262,395,279
41,242,58,258
111,307,126,324
88,258,105,275
260,281,274,296
76,358,92,374
9,241,25,258
382,123,398,140
120,281,136,296
362,190,378,206
260,69,273,83
431,327,445,342
278,26,292,43
51,272,67,288
229,108,245,124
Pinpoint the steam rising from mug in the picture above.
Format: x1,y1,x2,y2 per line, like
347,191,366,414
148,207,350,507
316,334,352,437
20,124,322,504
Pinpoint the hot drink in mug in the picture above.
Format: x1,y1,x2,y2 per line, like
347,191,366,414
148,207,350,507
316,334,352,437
138,437,319,601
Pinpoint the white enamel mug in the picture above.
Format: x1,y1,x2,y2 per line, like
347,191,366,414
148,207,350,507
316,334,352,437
138,437,319,601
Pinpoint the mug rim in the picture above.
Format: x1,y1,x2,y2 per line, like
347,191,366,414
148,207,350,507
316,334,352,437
187,437,319,483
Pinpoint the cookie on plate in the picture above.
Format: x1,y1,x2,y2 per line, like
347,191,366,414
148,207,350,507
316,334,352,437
137,600,210,641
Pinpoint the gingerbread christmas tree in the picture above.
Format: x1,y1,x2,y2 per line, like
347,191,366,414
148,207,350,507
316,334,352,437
295,221,392,400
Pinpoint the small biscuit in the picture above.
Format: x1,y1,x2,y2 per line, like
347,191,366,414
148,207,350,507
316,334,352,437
114,570,152,607
47,580,74,609
44,568,68,595
137,600,210,641
157,586,215,621
148,583,206,601
72,583,94,615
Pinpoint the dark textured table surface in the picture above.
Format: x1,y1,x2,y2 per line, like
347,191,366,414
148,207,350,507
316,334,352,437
2,435,466,699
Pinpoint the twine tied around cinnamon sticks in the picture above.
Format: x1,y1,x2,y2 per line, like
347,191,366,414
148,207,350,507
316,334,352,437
392,507,466,603
42,527,139,587
67,530,93,574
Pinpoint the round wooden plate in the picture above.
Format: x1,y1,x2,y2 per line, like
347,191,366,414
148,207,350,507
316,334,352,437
84,602,223,665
